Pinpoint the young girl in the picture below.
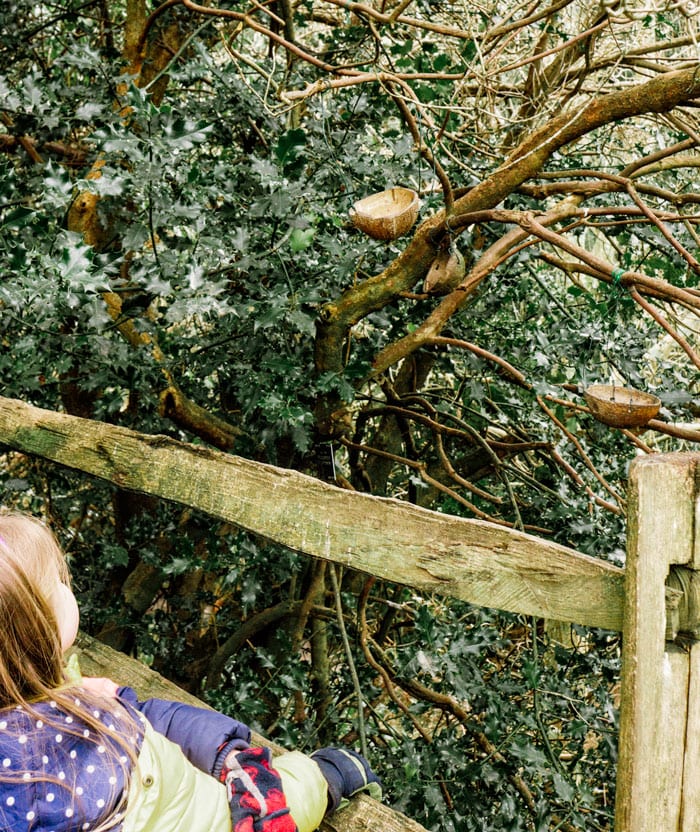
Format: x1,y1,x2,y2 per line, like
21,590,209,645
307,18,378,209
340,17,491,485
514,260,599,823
0,510,380,832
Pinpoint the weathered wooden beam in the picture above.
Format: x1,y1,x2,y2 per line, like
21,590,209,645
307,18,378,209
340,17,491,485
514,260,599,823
0,395,624,628
615,453,700,832
70,633,427,832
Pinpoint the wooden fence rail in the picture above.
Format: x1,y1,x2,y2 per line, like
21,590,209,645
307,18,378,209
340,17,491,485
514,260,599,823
0,396,624,629
0,394,698,830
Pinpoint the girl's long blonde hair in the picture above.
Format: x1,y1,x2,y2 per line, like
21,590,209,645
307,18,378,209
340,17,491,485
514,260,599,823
0,510,139,831
0,510,72,705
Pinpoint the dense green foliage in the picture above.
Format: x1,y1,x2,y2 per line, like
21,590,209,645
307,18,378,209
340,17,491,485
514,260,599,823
1,1,699,829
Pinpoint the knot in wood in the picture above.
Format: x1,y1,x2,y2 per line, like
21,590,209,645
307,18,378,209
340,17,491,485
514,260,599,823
318,303,335,323
666,565,700,641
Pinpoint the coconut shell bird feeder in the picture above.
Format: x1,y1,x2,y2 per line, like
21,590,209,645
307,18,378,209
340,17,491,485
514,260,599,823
584,384,661,429
350,187,419,241
423,244,466,294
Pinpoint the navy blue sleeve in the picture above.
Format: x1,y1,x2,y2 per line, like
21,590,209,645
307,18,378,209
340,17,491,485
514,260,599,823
117,686,251,774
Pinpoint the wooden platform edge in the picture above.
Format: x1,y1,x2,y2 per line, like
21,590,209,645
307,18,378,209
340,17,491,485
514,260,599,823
70,633,430,832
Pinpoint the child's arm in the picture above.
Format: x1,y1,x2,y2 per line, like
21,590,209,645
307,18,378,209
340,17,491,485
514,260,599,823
116,685,252,775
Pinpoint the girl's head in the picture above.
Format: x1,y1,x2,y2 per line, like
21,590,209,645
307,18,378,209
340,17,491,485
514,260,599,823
0,510,79,707
0,512,138,832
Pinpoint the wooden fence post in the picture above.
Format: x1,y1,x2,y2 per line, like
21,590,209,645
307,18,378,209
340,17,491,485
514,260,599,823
615,453,700,831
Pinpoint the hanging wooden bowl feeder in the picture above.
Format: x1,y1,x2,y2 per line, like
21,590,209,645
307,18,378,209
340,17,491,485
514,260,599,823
584,384,661,428
423,245,466,294
349,187,419,241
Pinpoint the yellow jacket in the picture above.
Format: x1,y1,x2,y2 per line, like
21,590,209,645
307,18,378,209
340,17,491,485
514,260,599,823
124,720,329,832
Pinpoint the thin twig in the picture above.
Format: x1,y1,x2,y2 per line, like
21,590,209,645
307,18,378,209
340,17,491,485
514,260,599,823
330,564,368,758
537,396,626,510
628,287,700,370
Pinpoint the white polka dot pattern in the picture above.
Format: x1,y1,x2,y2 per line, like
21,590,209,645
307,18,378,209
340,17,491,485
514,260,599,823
0,696,142,832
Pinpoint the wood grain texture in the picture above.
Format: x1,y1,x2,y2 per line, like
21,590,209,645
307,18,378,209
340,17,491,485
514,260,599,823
0,395,624,629
615,453,700,832
680,643,700,832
